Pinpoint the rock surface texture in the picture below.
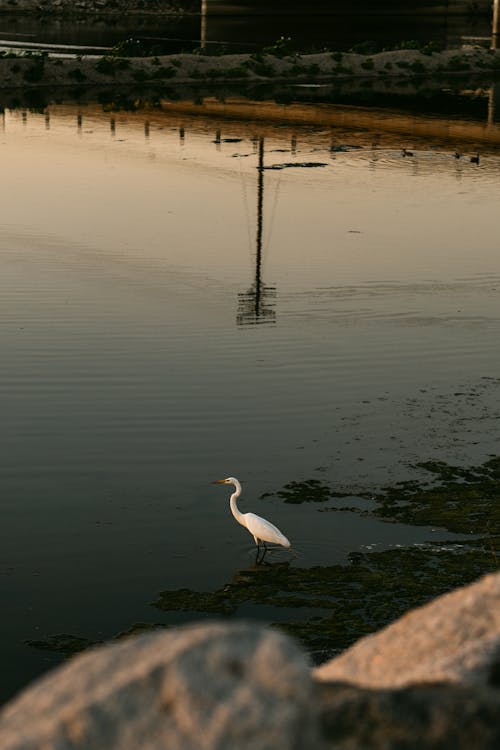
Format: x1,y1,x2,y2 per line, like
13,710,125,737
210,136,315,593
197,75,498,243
314,570,500,688
0,621,319,750
317,680,500,750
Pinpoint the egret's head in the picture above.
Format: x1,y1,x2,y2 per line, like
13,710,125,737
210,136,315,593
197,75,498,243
212,477,239,486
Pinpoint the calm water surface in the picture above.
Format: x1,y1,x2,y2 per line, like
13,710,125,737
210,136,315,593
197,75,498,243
1,101,500,702
0,6,491,53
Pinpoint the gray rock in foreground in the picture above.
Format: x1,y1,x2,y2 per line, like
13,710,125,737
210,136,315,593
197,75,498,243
2,572,500,750
0,621,319,750
315,571,500,689
317,680,500,750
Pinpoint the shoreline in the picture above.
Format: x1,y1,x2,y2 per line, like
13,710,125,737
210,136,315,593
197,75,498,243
1,45,500,90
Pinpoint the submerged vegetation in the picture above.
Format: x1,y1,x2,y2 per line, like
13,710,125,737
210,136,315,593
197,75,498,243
29,456,500,662
263,457,500,540
153,545,497,659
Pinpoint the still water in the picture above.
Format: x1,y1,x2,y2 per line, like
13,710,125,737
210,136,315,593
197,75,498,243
1,98,500,703
0,7,492,53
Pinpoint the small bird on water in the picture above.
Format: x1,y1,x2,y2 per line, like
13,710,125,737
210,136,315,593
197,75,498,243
213,477,291,553
470,153,480,165
401,147,414,157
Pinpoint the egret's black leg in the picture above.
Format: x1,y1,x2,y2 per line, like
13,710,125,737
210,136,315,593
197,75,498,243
255,543,262,564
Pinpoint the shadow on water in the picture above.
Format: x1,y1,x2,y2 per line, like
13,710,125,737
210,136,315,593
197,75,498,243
27,456,500,664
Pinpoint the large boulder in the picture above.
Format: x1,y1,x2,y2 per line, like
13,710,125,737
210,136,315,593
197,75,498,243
314,571,500,689
317,680,500,750
0,621,320,750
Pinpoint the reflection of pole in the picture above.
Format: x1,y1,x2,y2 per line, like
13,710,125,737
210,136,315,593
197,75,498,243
255,136,264,316
237,135,276,326
493,0,500,48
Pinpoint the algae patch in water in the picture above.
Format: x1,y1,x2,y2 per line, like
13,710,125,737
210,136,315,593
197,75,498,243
26,634,97,655
265,456,500,544
370,457,500,538
261,478,348,504
152,544,497,658
25,622,167,656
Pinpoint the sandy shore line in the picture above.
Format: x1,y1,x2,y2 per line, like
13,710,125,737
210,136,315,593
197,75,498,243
1,45,500,89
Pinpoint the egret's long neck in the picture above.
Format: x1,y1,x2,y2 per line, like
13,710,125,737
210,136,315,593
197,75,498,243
229,480,245,527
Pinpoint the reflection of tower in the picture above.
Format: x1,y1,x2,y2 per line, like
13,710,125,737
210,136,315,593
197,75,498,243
237,137,277,326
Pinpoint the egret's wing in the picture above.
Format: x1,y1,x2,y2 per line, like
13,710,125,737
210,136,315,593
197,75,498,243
244,512,291,547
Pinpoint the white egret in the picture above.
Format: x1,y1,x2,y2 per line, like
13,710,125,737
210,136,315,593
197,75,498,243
213,477,291,550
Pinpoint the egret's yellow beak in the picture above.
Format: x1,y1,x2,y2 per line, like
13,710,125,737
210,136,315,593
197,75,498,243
212,479,227,484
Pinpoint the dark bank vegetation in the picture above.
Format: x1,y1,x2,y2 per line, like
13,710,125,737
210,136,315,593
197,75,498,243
2,38,500,93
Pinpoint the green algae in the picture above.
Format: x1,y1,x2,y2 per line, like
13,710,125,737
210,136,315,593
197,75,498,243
265,456,500,545
153,544,497,657
26,634,98,655
369,457,500,540
29,539,497,661
26,622,168,657
261,478,347,504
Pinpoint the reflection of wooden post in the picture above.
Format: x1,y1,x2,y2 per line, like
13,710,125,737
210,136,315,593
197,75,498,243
488,82,500,125
201,0,207,49
493,0,500,49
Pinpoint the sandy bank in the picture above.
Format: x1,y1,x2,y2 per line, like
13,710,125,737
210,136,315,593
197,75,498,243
2,45,500,90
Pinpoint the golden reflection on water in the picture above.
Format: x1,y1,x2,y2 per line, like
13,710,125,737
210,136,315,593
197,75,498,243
1,99,500,334
1,99,499,369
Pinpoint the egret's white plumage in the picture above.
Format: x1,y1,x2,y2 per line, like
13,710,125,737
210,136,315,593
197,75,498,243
214,476,291,549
